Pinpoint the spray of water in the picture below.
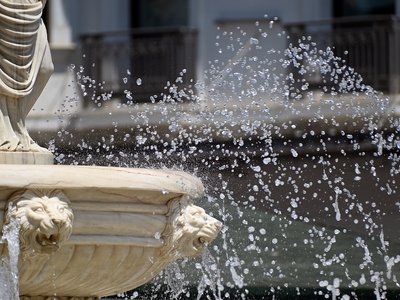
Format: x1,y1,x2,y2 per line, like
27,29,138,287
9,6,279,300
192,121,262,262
48,19,400,299
0,204,21,300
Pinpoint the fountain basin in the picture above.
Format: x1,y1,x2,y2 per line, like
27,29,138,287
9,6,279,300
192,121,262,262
0,165,220,298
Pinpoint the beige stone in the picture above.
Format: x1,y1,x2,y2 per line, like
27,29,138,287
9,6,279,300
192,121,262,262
0,0,53,152
0,165,222,298
0,152,53,165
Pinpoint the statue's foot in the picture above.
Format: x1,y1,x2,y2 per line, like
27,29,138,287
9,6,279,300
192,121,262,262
28,141,49,153
20,128,50,152
0,135,49,152
0,137,25,151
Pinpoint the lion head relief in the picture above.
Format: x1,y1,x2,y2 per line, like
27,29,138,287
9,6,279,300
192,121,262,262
161,198,222,260
4,189,74,258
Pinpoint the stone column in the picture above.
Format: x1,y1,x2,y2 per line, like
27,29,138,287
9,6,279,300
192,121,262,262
49,0,73,46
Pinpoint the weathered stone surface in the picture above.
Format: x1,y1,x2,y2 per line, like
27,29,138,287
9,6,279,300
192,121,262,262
0,152,53,165
0,165,221,298
0,0,53,152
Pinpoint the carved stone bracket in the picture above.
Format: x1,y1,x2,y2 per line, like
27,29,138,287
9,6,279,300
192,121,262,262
161,197,222,261
5,189,74,259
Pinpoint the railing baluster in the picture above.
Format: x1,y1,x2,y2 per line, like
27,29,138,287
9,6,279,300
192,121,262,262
79,28,198,106
285,15,399,94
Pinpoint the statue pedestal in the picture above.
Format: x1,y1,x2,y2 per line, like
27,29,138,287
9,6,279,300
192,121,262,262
0,152,54,165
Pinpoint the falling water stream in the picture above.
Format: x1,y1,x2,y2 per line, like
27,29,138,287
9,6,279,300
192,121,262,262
0,204,21,300
10,17,400,299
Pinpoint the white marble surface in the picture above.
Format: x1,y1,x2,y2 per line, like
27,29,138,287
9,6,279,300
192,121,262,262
0,165,221,298
0,0,53,151
0,152,53,165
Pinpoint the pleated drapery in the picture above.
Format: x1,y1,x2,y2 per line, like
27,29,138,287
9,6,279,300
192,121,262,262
0,0,46,98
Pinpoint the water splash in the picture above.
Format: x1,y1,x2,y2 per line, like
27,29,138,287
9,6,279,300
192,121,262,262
53,19,400,299
164,261,187,298
196,248,223,300
0,204,21,300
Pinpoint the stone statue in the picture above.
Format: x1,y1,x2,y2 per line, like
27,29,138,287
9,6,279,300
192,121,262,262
0,0,53,152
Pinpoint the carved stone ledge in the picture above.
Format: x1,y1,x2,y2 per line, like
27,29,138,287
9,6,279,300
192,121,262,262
0,152,54,165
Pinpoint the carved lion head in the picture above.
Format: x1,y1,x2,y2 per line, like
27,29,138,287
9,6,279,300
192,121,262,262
5,189,74,258
161,198,222,260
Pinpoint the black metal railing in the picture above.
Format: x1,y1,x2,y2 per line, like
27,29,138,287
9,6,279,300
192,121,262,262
80,27,197,105
285,15,400,94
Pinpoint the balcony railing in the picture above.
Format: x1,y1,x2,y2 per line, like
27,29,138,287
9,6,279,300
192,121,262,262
285,15,400,94
79,27,197,105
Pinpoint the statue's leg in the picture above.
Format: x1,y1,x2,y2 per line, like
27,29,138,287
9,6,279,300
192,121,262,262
19,43,54,152
0,23,54,152
7,95,49,152
23,42,54,118
0,96,23,151
5,96,30,151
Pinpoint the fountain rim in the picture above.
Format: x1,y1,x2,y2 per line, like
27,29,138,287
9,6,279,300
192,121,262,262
0,164,204,196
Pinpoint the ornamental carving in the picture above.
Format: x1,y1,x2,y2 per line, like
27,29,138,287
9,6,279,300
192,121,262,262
161,197,222,260
5,189,74,258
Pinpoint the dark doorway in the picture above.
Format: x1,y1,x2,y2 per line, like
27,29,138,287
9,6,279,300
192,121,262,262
333,0,395,18
130,0,188,29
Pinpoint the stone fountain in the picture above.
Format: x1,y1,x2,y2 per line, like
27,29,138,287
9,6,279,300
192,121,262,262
0,1,221,299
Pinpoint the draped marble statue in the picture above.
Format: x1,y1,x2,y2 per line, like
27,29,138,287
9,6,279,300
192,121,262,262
0,0,53,152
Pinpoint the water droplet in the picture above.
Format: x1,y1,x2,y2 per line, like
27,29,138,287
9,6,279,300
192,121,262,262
251,165,261,172
136,78,142,85
263,158,271,164
250,37,259,45
269,21,274,28
319,280,329,287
